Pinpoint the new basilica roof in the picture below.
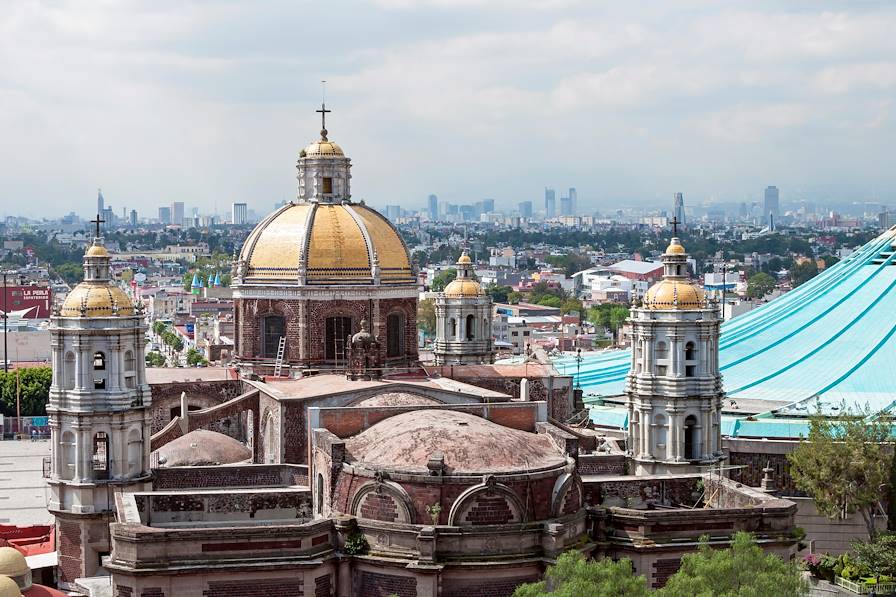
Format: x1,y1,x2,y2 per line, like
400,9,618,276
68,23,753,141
237,201,415,286
553,226,896,431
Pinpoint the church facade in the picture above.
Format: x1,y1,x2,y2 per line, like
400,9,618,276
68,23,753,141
232,109,418,374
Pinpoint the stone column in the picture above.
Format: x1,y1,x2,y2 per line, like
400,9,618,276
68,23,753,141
669,334,682,377
640,408,652,458
667,407,681,461
643,332,654,374
74,425,88,482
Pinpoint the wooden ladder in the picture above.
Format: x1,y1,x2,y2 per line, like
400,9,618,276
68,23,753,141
273,336,286,377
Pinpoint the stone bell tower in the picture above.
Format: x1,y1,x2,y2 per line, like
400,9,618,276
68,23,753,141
47,219,152,587
433,251,494,365
296,101,352,204
625,232,724,476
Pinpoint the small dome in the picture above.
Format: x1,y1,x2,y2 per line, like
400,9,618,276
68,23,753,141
0,547,27,578
457,253,472,265
643,279,705,310
443,279,483,297
665,238,686,255
60,282,136,317
352,393,441,408
0,576,21,597
303,139,344,158
154,429,251,467
345,410,566,474
85,244,109,257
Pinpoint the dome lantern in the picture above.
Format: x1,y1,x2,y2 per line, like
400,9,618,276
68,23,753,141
297,102,352,204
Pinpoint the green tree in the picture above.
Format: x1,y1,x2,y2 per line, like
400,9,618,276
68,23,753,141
186,347,207,367
431,268,457,292
660,532,808,597
417,298,436,336
507,291,523,304
513,550,648,597
588,304,630,335
55,262,84,285
486,284,514,304
145,351,167,367
889,451,896,532
152,321,167,335
787,409,893,540
850,533,896,582
790,260,819,287
544,253,592,276
560,298,583,315
535,295,563,308
746,272,776,299
0,367,52,417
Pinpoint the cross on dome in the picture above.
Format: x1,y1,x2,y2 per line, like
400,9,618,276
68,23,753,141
90,213,105,238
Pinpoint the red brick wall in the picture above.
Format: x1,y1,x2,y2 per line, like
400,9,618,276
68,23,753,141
149,380,241,434
284,401,306,464
358,492,399,522
652,558,682,588
314,574,332,597
57,518,82,584
152,464,308,489
116,586,133,597
462,495,516,525
442,576,540,597
204,578,303,596
358,570,416,597
141,589,164,597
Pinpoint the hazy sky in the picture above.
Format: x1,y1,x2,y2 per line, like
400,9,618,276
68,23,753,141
2,1,895,218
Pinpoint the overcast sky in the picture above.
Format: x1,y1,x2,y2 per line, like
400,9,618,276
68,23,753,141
2,1,895,218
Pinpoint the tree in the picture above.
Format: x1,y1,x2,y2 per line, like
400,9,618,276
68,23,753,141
145,351,167,367
431,268,457,292
417,298,436,336
889,450,896,532
790,260,819,287
512,550,648,597
850,533,896,582
0,367,52,417
787,409,892,540
588,304,630,335
55,262,84,285
152,321,167,336
486,284,514,304
186,348,207,367
660,532,808,597
746,272,776,299
560,298,583,315
507,291,523,304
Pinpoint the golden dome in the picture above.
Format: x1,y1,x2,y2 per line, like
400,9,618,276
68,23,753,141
443,279,483,297
60,282,136,317
665,238,686,255
457,253,472,265
0,547,27,578
643,279,705,310
302,139,344,158
237,202,414,286
0,576,21,597
85,244,109,257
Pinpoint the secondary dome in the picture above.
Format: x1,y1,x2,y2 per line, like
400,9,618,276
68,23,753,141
59,282,135,317
665,237,687,255
443,279,483,297
643,279,704,310
0,576,21,597
237,202,414,286
345,410,566,474
154,429,251,467
0,547,27,579
303,139,344,157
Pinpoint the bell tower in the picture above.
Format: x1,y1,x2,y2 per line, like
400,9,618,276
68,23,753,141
47,217,152,588
434,251,494,365
625,229,724,476
296,101,352,204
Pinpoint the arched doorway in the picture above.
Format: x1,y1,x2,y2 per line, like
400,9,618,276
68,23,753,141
261,315,285,359
465,314,475,340
684,415,698,460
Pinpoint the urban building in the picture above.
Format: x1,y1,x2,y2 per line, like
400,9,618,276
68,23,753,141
171,201,185,227
568,187,577,215
157,206,171,225
427,194,438,219
764,185,779,227
232,202,248,225
673,192,685,226
544,187,556,218
560,195,572,216
518,200,532,218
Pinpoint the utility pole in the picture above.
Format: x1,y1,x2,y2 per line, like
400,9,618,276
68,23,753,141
15,367,21,439
2,270,10,373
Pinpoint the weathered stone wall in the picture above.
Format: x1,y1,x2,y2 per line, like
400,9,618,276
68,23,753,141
153,464,308,490
584,476,701,508
578,454,626,476
149,380,241,435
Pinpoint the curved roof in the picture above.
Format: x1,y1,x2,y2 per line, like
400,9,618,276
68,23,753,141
154,429,251,467
303,138,344,157
352,393,441,407
557,227,896,417
0,576,21,597
60,282,135,317
642,279,704,310
444,279,483,297
345,410,566,474
237,202,415,286
0,547,27,578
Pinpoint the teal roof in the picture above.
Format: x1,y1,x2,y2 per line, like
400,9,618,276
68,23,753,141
562,227,896,419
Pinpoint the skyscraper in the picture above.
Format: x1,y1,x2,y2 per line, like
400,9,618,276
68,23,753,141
764,186,780,227
97,188,104,218
158,206,171,225
129,209,138,227
673,192,685,227
232,202,248,225
171,201,185,227
568,187,577,215
482,198,495,213
545,188,556,218
428,194,439,220
518,201,533,218
560,195,572,216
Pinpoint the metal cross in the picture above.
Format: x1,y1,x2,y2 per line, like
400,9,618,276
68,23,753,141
670,216,680,237
90,213,105,237
316,80,331,139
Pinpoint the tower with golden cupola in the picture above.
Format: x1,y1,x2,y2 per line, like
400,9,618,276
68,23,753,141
433,250,494,365
625,231,724,476
47,218,152,587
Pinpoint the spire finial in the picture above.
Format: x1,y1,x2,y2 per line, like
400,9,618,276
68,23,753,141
316,80,331,141
670,216,680,237
90,213,105,239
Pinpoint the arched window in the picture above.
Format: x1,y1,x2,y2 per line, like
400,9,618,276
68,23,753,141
93,352,106,389
684,415,699,460
92,432,109,480
685,342,696,361
653,414,667,460
450,318,457,339
124,350,136,371
261,315,286,359
61,431,75,480
324,317,352,362
386,313,404,358
63,352,76,390
655,341,668,359
127,428,142,477
466,314,475,341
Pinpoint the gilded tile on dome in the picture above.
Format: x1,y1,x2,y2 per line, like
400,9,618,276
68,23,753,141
353,206,413,282
246,204,311,281
306,205,371,281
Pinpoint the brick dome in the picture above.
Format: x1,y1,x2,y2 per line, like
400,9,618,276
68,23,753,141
345,410,566,474
352,393,441,407
154,429,251,467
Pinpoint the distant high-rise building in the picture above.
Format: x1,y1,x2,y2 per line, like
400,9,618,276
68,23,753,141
568,187,577,215
158,206,172,225
560,195,572,216
545,188,556,218
232,202,248,225
102,206,114,229
385,205,401,221
482,198,495,213
518,201,533,218
673,192,685,227
428,194,439,219
129,209,138,227
171,201,185,227
764,186,779,227
97,188,104,218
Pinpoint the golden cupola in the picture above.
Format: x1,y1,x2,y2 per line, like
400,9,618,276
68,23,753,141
642,237,705,310
443,251,483,297
59,236,136,318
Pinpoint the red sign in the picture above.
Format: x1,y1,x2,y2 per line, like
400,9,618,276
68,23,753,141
2,286,52,318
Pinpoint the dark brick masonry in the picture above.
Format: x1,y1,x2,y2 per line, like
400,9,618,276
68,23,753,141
359,571,416,597
203,578,303,597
